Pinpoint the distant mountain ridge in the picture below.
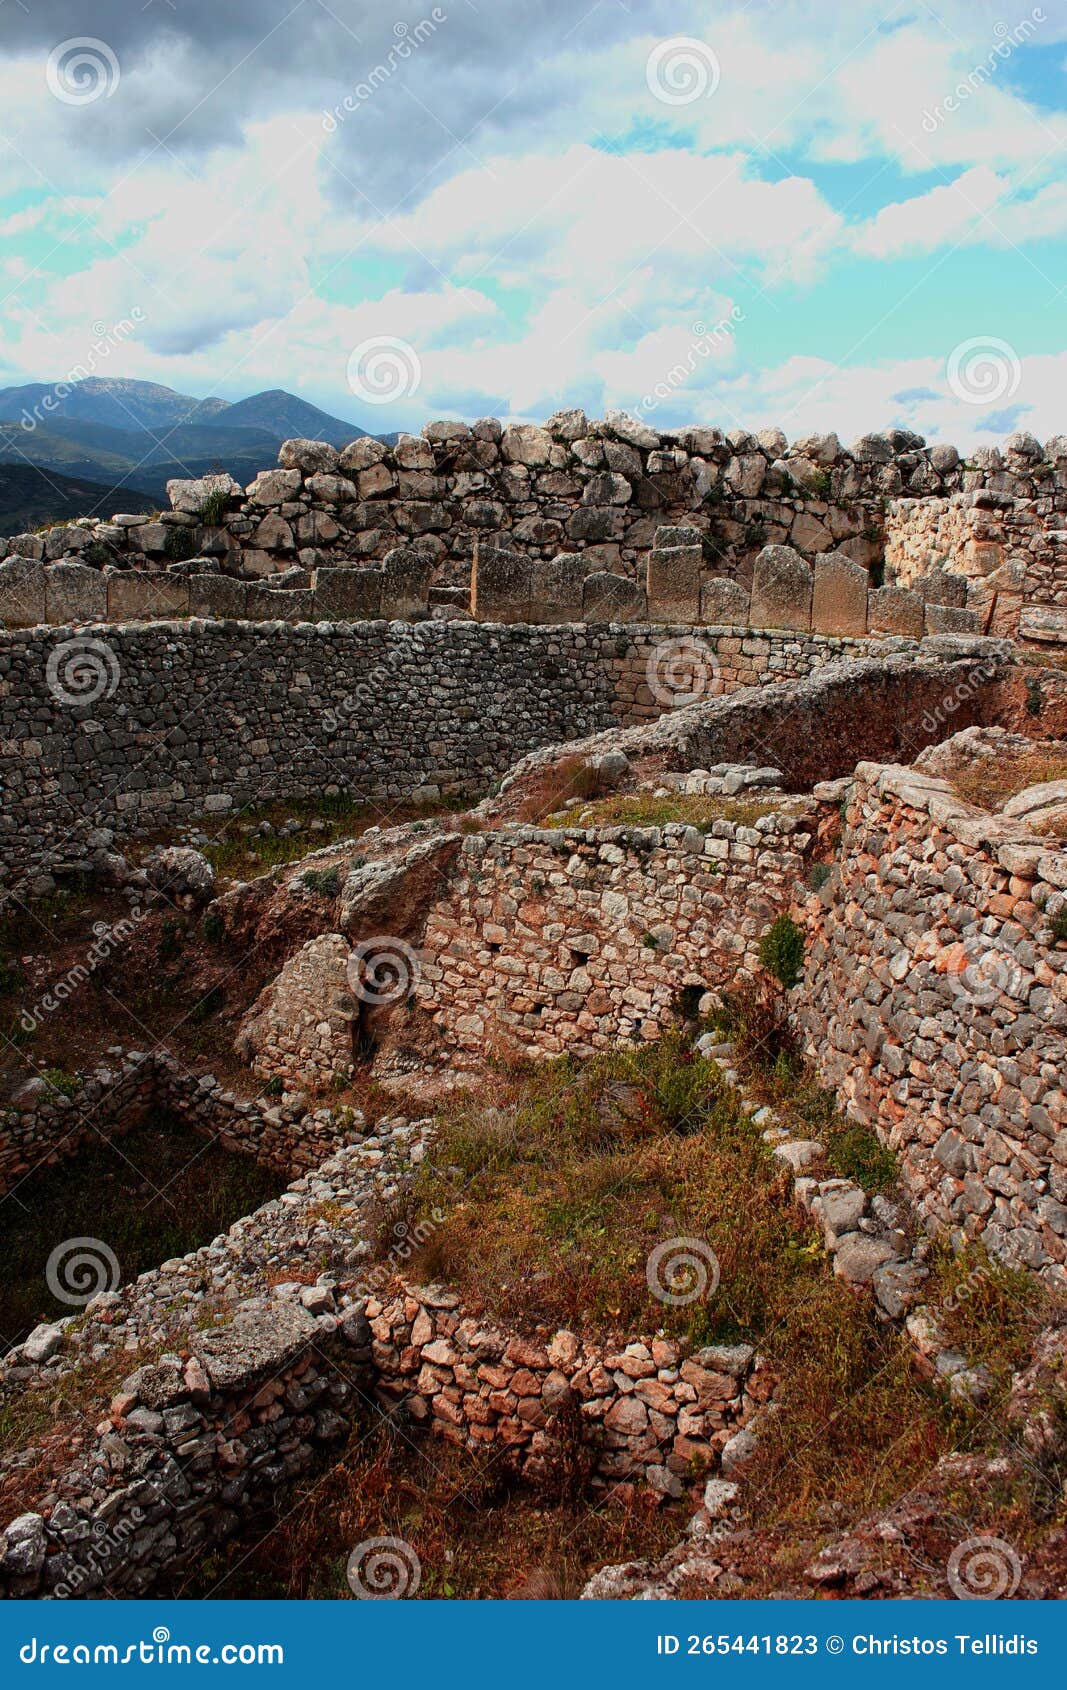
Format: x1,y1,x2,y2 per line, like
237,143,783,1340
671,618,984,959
0,377,371,516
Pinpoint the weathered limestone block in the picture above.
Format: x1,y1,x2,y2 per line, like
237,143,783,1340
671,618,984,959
381,546,431,618
582,571,647,623
811,551,867,637
246,468,302,506
923,603,978,636
750,544,813,631
246,586,315,622
472,544,535,624
235,932,357,1086
501,423,552,466
277,439,340,476
186,573,249,619
528,554,585,623
1019,606,1067,644
699,577,750,626
0,556,47,627
867,585,924,638
44,562,108,625
106,572,189,622
646,545,701,622
913,567,968,608
313,566,383,620
166,472,240,516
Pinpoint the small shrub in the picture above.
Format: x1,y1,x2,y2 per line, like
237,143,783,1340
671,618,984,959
808,468,832,500
263,1076,284,1098
198,485,232,525
201,910,224,943
808,862,832,891
188,984,224,1023
758,914,805,990
301,867,340,897
163,525,198,562
41,1067,81,1098
1025,677,1044,717
1049,907,1067,945
82,539,115,568
825,1121,898,1192
159,918,182,963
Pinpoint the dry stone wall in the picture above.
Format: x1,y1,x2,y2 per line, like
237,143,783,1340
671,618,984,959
0,619,922,892
0,1048,360,1200
795,758,1067,1292
417,814,816,1063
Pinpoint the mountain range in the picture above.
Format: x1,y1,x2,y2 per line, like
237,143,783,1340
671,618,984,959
0,378,374,533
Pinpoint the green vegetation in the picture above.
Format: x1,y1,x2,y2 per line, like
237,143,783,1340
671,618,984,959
163,524,198,562
40,1067,81,1098
300,868,341,897
1050,907,1067,945
197,485,232,525
757,913,805,990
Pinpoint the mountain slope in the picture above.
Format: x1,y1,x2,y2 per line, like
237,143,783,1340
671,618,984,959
0,465,156,539
212,388,365,447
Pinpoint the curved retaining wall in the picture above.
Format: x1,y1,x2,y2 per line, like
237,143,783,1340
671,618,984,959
796,760,1067,1291
0,619,884,890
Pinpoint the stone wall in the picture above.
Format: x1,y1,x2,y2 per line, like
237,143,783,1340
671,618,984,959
0,1295,372,1597
3,415,976,594
795,759,1067,1292
0,1049,359,1200
367,1283,765,1501
0,618,923,891
417,814,815,1063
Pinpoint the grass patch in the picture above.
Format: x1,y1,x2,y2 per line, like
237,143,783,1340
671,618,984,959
515,756,604,824
395,1032,831,1348
950,749,1067,813
189,792,467,878
544,792,793,830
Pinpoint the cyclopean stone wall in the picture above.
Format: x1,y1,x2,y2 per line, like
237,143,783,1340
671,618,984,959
0,618,942,893
794,756,1067,1293
4,420,1063,622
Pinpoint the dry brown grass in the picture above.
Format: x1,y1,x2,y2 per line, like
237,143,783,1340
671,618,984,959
175,1417,687,1599
545,791,795,830
514,755,604,823
951,749,1067,813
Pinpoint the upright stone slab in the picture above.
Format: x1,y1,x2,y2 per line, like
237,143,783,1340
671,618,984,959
44,562,108,626
582,571,647,623
313,566,383,621
381,547,432,618
750,545,813,632
246,586,315,622
187,574,249,619
811,551,867,637
923,602,978,636
529,553,585,623
867,585,924,638
472,543,535,623
699,577,750,626
0,556,47,628
106,572,189,622
646,545,701,622
914,567,968,608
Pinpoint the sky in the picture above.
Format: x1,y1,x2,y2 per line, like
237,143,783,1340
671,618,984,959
0,0,1065,448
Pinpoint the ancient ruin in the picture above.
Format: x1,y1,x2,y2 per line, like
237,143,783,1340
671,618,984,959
1,413,1066,1602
